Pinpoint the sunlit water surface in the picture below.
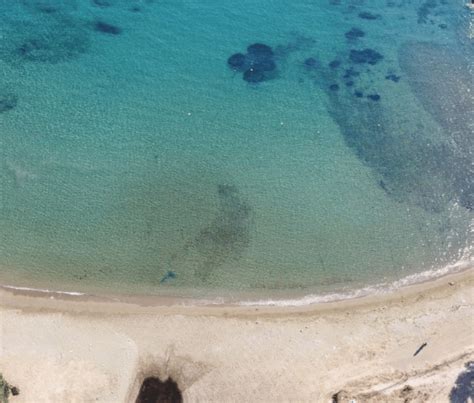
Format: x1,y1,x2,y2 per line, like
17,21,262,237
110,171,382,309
0,0,472,300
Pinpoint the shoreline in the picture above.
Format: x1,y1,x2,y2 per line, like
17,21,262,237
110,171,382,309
1,262,472,316
1,262,472,401
0,256,472,310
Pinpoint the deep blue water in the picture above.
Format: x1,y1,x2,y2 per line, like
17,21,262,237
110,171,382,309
0,0,472,298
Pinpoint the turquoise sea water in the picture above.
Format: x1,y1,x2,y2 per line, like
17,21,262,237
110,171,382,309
0,0,472,300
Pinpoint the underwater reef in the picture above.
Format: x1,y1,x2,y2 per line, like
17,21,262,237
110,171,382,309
399,41,474,211
0,93,18,113
227,43,277,83
2,17,90,64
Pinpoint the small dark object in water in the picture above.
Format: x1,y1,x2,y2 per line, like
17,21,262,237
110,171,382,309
358,11,380,20
217,183,238,196
37,4,58,13
92,0,111,6
135,377,182,403
343,67,359,78
450,361,474,403
385,73,401,82
0,93,18,113
243,68,265,83
304,57,318,69
329,59,341,69
413,342,427,356
329,84,339,91
247,43,274,59
17,39,42,56
160,270,177,284
130,6,141,12
379,180,388,191
345,80,354,87
227,53,247,71
350,48,383,65
345,27,365,40
367,94,381,101
94,21,122,35
354,90,364,98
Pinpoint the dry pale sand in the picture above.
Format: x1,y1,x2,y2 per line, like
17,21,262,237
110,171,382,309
0,269,473,402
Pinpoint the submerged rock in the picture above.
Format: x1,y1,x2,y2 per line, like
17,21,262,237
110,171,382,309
92,0,112,7
253,59,276,71
367,94,381,101
0,93,18,113
227,42,276,83
329,59,341,69
227,53,247,71
345,27,365,40
303,57,318,69
247,43,274,60
343,67,359,79
36,4,59,13
385,73,401,82
358,11,380,20
94,21,122,35
349,48,383,65
243,68,265,83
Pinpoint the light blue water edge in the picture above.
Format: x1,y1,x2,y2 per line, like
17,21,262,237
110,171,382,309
0,0,472,302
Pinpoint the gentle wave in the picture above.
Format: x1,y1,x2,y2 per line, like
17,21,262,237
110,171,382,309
0,284,86,297
1,255,472,306
237,256,473,307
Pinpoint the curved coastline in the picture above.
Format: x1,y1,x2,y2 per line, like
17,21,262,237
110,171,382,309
1,255,472,310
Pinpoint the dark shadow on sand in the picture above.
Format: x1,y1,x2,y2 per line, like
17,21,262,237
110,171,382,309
135,377,182,403
450,362,474,403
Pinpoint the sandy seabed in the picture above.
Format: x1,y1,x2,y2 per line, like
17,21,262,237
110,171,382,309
0,268,473,402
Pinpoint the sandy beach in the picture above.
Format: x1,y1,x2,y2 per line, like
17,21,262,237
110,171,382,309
0,268,473,402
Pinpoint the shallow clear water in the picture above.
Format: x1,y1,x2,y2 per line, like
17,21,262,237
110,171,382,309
0,0,472,299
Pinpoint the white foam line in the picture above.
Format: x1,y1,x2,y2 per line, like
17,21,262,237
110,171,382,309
1,284,85,296
238,257,473,307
